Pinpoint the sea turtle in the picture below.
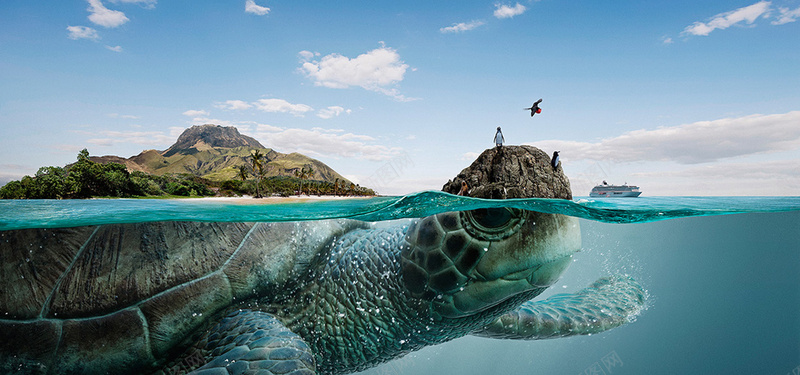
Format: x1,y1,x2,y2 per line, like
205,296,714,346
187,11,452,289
0,208,645,375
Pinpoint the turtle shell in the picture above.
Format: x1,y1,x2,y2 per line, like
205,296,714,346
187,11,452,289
0,220,363,374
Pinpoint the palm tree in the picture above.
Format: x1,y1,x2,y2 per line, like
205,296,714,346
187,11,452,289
293,169,302,195
333,178,339,196
251,150,264,198
237,165,249,181
294,165,314,195
303,166,314,195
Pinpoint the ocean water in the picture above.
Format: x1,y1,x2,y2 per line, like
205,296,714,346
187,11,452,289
1,193,799,375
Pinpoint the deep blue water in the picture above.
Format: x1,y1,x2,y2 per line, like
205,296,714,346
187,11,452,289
358,210,800,375
1,193,799,374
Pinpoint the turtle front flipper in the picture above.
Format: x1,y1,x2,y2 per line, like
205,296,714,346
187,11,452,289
182,310,316,375
472,275,646,340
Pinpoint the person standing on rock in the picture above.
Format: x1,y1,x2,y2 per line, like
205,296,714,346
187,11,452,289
494,127,505,148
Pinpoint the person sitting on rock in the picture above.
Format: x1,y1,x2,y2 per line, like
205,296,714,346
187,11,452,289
458,181,469,196
494,127,505,148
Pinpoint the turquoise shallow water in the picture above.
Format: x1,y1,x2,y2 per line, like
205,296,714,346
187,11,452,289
1,192,799,230
2,194,799,374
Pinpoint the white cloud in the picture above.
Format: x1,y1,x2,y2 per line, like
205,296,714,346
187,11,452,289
253,99,313,116
255,123,283,132
87,0,129,28
254,127,401,161
182,109,209,117
630,159,800,196
87,138,114,147
532,111,800,164
245,0,270,15
311,127,345,133
681,1,771,36
317,106,351,119
440,20,485,33
772,5,800,25
67,25,100,40
662,36,674,44
186,116,237,127
149,117,402,162
299,45,413,100
81,129,175,147
169,126,185,137
0,164,36,185
494,3,527,19
109,0,156,9
105,45,123,52
298,50,318,61
215,100,253,110
634,159,800,180
462,151,480,161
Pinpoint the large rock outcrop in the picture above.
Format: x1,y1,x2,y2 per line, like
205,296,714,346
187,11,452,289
442,145,572,200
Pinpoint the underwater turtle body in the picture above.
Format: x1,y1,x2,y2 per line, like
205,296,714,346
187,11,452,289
0,208,645,375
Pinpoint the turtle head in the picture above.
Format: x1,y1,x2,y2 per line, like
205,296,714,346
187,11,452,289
401,208,580,319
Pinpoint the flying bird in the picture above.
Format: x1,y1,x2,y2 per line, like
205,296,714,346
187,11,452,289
525,99,543,117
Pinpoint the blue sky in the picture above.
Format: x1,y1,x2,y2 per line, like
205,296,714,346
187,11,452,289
1,0,799,195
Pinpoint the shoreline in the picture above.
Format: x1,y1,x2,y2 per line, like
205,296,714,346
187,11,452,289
178,195,382,204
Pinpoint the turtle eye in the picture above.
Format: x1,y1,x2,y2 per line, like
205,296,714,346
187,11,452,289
470,208,512,229
460,208,525,241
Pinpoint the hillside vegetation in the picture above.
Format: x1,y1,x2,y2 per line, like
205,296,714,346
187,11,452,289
96,125,351,184
1,124,376,199
0,149,214,199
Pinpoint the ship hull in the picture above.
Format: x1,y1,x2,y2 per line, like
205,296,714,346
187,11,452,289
589,183,642,198
589,191,642,198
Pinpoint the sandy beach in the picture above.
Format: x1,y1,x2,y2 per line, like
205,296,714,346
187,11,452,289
183,195,379,205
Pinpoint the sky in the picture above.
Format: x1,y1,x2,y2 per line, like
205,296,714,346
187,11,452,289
1,0,799,196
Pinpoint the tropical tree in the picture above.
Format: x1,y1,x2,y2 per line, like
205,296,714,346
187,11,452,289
333,178,339,196
251,150,265,198
293,165,314,195
293,169,303,195
237,165,249,181
302,166,313,194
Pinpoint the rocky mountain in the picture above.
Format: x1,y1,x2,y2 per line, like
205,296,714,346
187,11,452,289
90,124,350,184
162,124,264,157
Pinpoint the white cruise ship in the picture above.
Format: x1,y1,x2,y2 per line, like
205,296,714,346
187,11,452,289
589,181,642,198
